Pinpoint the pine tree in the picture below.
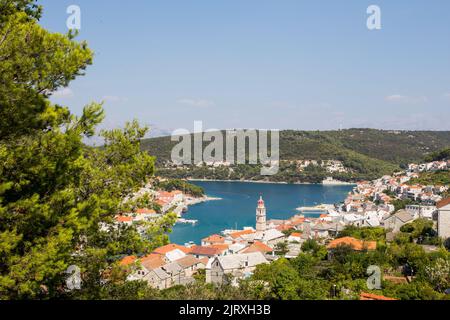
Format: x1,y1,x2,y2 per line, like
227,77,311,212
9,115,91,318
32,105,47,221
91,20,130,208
0,0,176,299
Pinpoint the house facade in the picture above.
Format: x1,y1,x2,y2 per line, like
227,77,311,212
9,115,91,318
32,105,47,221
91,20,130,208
206,252,268,285
383,210,414,233
437,198,450,240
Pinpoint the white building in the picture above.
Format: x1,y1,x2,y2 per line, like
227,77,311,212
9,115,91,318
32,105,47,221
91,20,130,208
405,205,437,219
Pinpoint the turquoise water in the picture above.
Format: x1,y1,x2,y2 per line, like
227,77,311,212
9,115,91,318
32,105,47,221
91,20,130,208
169,181,354,245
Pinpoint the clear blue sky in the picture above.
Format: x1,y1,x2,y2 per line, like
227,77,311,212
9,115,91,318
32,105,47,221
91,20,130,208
38,0,450,135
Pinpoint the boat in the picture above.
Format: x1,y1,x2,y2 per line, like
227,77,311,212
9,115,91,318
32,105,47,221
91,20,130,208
177,218,198,225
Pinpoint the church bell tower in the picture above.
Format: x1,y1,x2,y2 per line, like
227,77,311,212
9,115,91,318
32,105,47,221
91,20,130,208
256,196,267,232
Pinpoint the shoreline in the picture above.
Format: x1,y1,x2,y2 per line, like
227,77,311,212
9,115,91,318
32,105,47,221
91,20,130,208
185,195,222,206
187,178,356,186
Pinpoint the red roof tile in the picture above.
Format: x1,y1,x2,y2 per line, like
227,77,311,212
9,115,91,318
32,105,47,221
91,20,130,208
119,255,137,266
202,234,225,244
116,215,133,222
437,197,450,209
360,292,397,300
242,241,273,254
153,244,191,254
327,237,377,251
229,229,255,239
135,208,156,214
189,245,222,256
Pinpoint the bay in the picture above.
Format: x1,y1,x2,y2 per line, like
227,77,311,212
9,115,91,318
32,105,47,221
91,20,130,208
169,181,354,245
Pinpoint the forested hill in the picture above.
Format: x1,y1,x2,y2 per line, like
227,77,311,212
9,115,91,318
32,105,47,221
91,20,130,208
140,129,450,182
142,129,450,165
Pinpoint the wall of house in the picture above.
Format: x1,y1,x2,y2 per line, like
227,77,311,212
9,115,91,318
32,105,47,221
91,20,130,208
438,205,450,240
208,261,226,284
145,271,166,290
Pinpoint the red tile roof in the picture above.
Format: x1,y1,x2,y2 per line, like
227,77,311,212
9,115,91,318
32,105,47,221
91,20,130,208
116,215,133,222
189,245,222,256
290,217,305,226
327,237,377,251
175,255,203,268
119,255,137,266
140,254,166,270
276,224,294,231
437,197,450,209
202,234,225,244
156,199,167,206
209,244,230,252
153,244,191,254
135,208,156,214
360,292,397,300
229,229,255,239
242,241,273,254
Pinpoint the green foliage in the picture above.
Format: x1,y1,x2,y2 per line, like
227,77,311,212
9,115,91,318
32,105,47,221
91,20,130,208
274,241,289,255
0,3,173,299
400,219,435,239
143,129,450,183
408,170,450,186
383,280,445,300
424,147,450,162
391,198,415,212
301,239,328,260
338,226,386,241
157,179,204,197
0,0,42,21
1,2,448,301
253,258,301,300
0,8,93,139
387,242,428,273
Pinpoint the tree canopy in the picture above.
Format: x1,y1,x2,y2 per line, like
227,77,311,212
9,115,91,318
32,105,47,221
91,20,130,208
0,1,174,299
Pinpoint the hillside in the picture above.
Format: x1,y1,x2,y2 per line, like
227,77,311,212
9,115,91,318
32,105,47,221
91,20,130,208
141,129,450,183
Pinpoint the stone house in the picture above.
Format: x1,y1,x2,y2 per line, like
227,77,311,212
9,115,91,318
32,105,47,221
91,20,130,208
382,209,414,233
206,252,268,285
175,255,206,278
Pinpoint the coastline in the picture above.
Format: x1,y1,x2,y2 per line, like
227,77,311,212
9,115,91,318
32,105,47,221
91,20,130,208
174,195,222,217
187,178,356,186
188,178,288,184
185,195,222,206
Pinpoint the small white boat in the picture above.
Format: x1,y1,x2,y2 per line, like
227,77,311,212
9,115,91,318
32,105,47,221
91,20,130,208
177,218,198,225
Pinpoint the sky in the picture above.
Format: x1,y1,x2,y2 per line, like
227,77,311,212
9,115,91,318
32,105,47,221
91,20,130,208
38,0,450,136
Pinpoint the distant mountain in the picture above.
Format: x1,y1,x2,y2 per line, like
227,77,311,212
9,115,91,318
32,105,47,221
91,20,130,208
140,129,450,183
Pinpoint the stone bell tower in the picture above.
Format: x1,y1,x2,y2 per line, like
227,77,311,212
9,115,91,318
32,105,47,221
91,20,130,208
256,196,267,232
